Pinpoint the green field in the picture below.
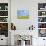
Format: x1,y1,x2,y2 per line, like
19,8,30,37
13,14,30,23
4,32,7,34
17,16,29,19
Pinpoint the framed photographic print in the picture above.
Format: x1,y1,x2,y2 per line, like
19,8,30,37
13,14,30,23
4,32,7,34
17,9,29,19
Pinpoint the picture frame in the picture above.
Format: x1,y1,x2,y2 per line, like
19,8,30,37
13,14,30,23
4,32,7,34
17,9,29,19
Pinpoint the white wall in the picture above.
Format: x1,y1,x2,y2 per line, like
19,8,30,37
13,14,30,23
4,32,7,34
11,0,46,30
11,0,38,30
11,0,46,46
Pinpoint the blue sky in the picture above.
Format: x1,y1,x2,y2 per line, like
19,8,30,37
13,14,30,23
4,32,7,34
17,10,29,16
